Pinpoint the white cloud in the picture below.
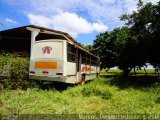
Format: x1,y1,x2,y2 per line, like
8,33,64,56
23,0,138,29
3,0,160,31
5,18,17,24
27,12,108,37
27,14,51,27
145,0,159,4
93,23,108,32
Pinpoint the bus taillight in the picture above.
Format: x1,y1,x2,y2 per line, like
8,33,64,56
29,71,35,75
56,73,63,76
42,71,48,75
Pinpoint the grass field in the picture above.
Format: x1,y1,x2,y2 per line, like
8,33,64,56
100,69,156,76
101,69,155,73
0,77,160,115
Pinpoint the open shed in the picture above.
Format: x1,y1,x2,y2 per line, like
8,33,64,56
0,25,78,57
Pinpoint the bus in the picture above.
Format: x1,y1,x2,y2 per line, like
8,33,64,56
27,26,100,84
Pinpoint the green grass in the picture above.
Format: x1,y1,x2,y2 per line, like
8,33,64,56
0,77,160,115
101,69,155,75
101,69,122,74
130,69,155,74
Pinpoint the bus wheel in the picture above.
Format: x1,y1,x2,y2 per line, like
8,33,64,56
80,74,85,85
96,73,99,77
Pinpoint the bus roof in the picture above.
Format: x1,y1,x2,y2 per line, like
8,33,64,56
0,25,99,59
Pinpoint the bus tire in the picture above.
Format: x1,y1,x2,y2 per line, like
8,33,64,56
80,74,85,85
96,73,99,77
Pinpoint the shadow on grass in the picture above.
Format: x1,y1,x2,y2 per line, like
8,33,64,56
30,79,93,91
106,76,160,90
31,80,76,91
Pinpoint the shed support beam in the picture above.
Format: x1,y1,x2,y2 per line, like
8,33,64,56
26,27,40,59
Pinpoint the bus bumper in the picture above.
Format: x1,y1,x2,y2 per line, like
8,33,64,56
29,75,76,84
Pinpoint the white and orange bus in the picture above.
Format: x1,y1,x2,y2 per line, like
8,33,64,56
27,26,100,84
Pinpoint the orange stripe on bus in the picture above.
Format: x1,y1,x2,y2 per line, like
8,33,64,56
85,66,91,72
35,62,57,69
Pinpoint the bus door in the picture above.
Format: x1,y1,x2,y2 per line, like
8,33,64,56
76,49,82,81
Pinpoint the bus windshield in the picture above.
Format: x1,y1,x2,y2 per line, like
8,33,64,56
33,40,63,59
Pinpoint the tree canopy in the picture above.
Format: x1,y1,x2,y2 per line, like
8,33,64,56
90,0,160,76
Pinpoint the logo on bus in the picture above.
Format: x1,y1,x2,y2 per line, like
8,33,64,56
42,46,52,54
81,66,91,72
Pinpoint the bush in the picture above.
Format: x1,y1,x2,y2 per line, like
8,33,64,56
11,57,29,80
155,97,160,104
81,85,112,100
0,53,30,89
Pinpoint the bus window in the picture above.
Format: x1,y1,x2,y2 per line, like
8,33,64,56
35,33,67,41
87,54,90,65
91,56,97,66
81,50,86,64
67,43,76,62
97,60,100,67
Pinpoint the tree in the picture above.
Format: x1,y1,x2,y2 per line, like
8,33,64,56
92,0,160,76
121,0,160,72
92,32,116,69
93,27,131,74
81,44,94,53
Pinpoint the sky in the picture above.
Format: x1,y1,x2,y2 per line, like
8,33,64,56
0,0,159,44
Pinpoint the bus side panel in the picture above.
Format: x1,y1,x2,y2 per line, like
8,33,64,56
85,74,97,81
96,66,100,74
90,66,97,74
66,62,76,75
66,75,77,84
80,64,86,74
29,59,35,75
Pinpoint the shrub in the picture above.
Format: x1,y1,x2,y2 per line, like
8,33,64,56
11,57,29,80
155,97,160,104
0,53,30,89
81,85,112,100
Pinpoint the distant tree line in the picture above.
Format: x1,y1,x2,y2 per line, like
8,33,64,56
83,0,160,76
